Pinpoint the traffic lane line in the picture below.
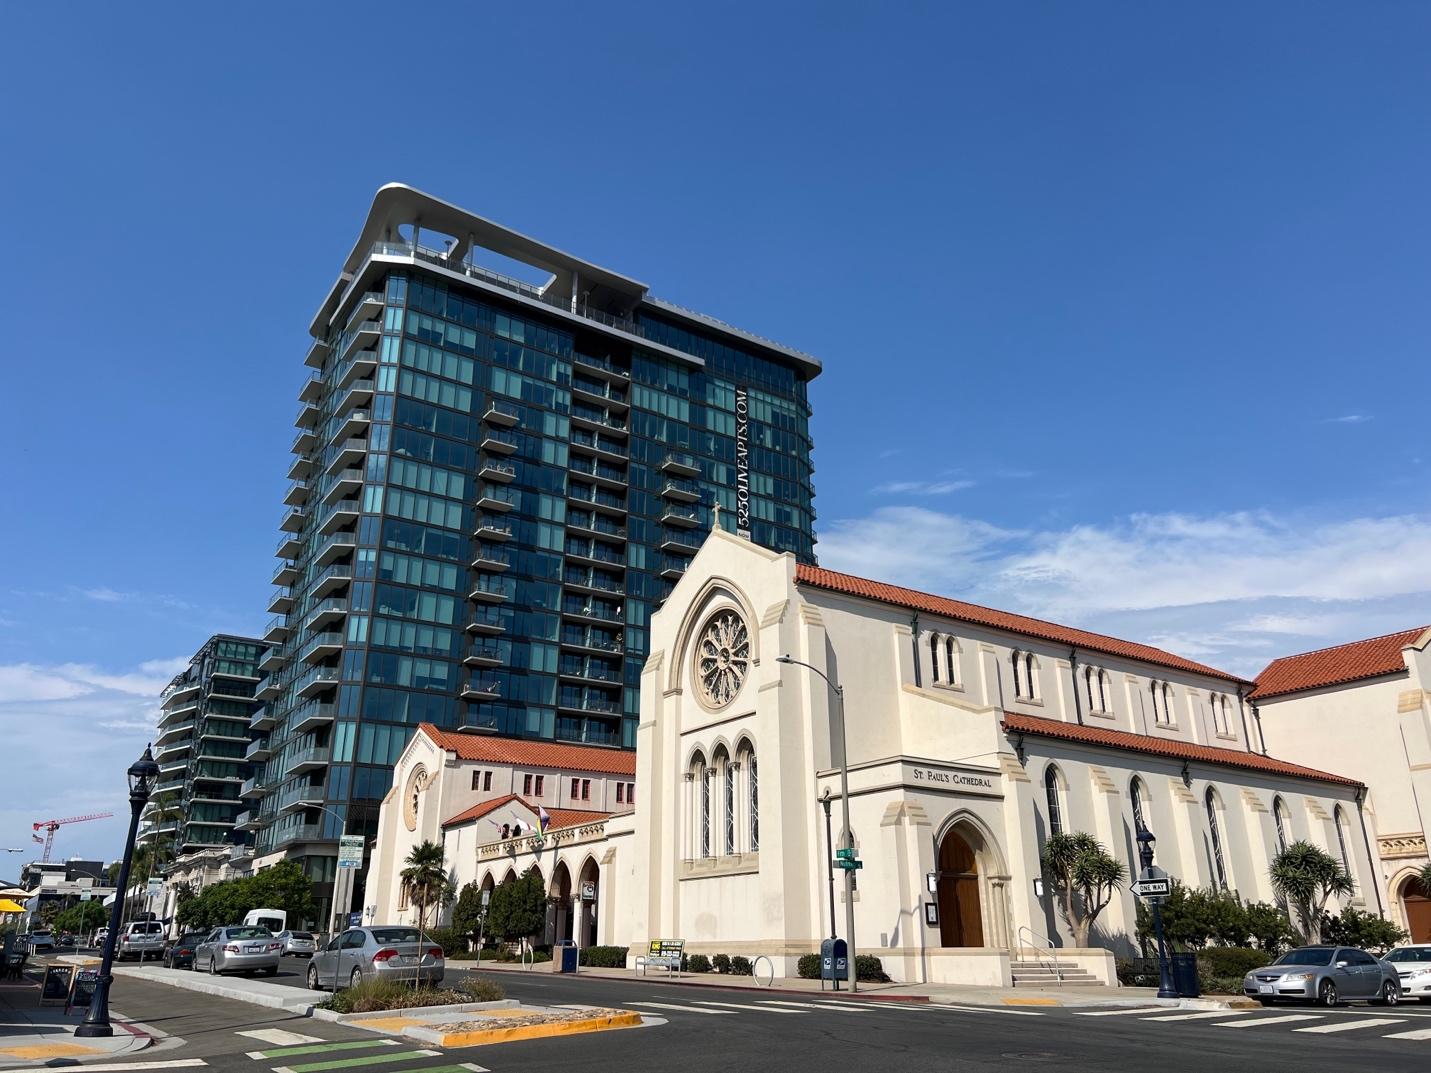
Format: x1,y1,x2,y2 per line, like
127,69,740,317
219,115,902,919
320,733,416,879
1214,1014,1323,1027
1294,1018,1406,1034
816,1001,929,1013
760,1000,869,1012
694,1001,804,1013
630,1000,733,1014
1141,1011,1254,1022
924,1003,1045,1016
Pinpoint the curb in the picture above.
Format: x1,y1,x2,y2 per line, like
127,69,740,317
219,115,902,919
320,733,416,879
406,1010,643,1048
312,999,518,1025
111,966,316,1014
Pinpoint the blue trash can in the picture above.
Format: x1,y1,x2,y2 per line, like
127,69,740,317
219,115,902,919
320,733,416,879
553,941,579,973
1170,952,1200,997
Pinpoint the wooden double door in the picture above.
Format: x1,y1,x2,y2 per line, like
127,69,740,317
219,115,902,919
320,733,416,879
936,829,984,947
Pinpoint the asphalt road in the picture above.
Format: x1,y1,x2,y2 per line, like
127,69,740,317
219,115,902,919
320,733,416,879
83,956,1431,1073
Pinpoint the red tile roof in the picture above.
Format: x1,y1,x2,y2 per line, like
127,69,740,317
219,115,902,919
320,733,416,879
1250,627,1428,701
419,723,636,775
441,794,609,832
795,565,1247,684
1001,712,1360,787
442,794,521,829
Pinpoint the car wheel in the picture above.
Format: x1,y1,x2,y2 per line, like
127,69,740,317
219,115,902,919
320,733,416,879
208,956,219,976
1375,981,1400,1006
306,963,320,990
1317,980,1338,1007
350,967,363,989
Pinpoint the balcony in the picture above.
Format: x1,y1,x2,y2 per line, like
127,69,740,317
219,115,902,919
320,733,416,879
287,453,314,480
291,427,317,455
468,579,510,603
298,371,324,403
564,571,624,597
464,640,506,667
335,377,374,417
155,720,195,745
572,379,629,410
277,782,326,813
473,520,513,542
319,497,361,535
339,320,381,363
263,615,289,643
476,487,517,513
300,631,344,664
481,428,519,454
661,505,701,528
154,738,192,760
465,609,507,635
658,557,689,581
661,531,702,555
256,674,285,700
258,647,286,674
234,809,260,832
335,349,378,392
572,352,631,381
344,292,384,331
283,478,311,507
566,543,626,570
315,532,356,567
661,452,700,477
294,666,340,699
325,437,367,475
279,506,307,533
272,559,299,587
267,588,294,615
245,737,271,762
569,457,627,489
165,680,201,704
560,632,623,656
295,399,322,429
275,532,302,559
482,399,520,426
239,776,270,800
158,757,188,775
568,487,627,517
569,429,628,462
334,409,370,443
162,697,200,720
461,681,502,702
304,598,347,632
285,745,331,775
562,601,623,626
152,777,186,797
559,662,623,687
250,704,276,731
566,513,626,542
305,337,329,369
570,404,628,435
557,691,622,716
273,823,325,848
322,467,364,505
479,458,516,483
290,700,337,734
311,563,352,599
471,547,511,571
661,477,701,503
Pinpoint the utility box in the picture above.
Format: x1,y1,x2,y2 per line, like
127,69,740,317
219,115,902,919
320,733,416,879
820,937,849,990
1170,952,1200,998
553,940,579,974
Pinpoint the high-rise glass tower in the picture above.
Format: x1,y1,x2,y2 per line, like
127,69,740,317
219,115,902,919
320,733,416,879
245,185,819,919
144,634,267,857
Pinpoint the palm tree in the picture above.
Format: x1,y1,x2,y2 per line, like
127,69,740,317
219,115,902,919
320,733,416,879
400,841,455,987
1269,840,1354,944
1041,832,1126,947
1419,861,1431,897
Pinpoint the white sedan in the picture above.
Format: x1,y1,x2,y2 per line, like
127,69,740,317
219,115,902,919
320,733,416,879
1383,944,1431,1001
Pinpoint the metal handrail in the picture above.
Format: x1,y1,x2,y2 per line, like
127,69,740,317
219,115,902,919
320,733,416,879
1016,925,1063,985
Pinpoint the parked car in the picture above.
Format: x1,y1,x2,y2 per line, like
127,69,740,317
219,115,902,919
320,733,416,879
164,932,208,970
275,930,317,957
1381,944,1431,1003
117,921,166,960
193,926,281,976
306,926,444,990
1244,945,1402,1006
92,927,109,949
26,929,54,952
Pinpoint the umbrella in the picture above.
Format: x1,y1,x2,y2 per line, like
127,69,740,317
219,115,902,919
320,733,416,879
0,899,25,914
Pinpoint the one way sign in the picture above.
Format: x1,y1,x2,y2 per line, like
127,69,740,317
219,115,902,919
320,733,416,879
1131,877,1172,898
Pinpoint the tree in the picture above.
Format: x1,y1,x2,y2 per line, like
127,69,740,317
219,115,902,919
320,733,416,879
451,882,486,949
1041,832,1126,948
1269,841,1354,944
1320,906,1407,953
176,861,317,931
53,901,108,936
486,869,546,943
400,841,456,951
1419,861,1431,896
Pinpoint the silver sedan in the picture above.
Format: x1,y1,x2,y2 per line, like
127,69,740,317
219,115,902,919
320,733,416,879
306,926,444,990
193,926,282,976
1244,945,1401,1006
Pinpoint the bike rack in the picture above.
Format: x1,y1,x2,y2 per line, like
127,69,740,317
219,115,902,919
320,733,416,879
752,954,775,988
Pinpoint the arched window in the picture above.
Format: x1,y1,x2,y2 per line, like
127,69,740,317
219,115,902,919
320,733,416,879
1333,806,1354,887
1011,650,1024,698
1273,796,1290,852
944,636,958,686
1210,693,1232,736
691,752,711,859
747,750,760,851
722,752,736,856
1130,776,1148,834
1084,666,1097,710
1044,765,1065,836
1162,683,1175,724
930,633,941,683
1205,787,1227,889
1025,653,1039,698
1085,667,1110,713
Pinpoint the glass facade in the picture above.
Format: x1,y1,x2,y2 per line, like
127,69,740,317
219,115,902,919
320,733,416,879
141,635,266,856
250,206,818,922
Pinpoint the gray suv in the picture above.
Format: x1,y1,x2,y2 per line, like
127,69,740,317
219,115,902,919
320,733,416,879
1244,945,1402,1006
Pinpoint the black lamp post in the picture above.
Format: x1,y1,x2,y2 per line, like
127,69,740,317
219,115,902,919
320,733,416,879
76,745,159,1037
1135,826,1177,999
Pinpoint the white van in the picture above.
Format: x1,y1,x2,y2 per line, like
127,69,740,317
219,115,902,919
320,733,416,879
244,908,286,933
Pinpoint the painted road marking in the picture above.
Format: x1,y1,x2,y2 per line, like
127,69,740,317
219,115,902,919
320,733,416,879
630,1001,734,1015
273,1049,439,1073
694,1001,804,1013
924,1003,1045,1016
1214,1014,1324,1028
1142,1011,1253,1022
760,1000,868,1012
1383,1027,1431,1040
1076,1007,1166,1016
251,1040,400,1060
1295,1018,1406,1034
238,1030,324,1047
818,1001,929,1012
0,1063,208,1072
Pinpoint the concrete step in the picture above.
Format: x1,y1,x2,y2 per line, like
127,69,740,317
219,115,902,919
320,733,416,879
1010,962,1104,986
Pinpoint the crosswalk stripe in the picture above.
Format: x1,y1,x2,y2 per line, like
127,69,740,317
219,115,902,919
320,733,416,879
275,1050,440,1073
1295,1018,1406,1034
818,1001,928,1012
3,1064,207,1072
694,1001,804,1013
925,1003,1045,1016
1214,1014,1323,1028
630,1001,734,1015
253,1040,400,1060
761,1000,868,1012
238,1030,324,1046
1383,1027,1431,1040
1076,1007,1166,1017
1142,1011,1253,1022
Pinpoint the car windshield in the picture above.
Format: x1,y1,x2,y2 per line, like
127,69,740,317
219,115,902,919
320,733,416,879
370,928,424,944
1275,948,1335,966
292,932,314,940
226,927,273,940
1384,948,1431,963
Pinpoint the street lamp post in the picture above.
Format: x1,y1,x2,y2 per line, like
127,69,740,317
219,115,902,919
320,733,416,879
778,654,858,993
76,746,159,1038
1135,827,1177,999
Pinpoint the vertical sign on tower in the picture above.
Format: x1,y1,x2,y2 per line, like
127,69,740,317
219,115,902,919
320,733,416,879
734,387,751,537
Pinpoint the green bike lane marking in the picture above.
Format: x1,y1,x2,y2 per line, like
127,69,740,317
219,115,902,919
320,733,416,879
272,1048,440,1073
250,1040,400,1060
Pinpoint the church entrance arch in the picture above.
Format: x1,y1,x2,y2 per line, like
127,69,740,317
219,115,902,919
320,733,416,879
936,827,984,947
1399,873,1431,942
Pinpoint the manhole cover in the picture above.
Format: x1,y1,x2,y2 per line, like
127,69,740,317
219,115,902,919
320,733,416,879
1000,1053,1063,1062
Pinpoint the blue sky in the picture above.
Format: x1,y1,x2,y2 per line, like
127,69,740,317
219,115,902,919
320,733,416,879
2,1,1429,862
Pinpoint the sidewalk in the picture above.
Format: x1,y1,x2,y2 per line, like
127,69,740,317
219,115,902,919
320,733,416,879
448,958,1248,1009
0,971,153,1068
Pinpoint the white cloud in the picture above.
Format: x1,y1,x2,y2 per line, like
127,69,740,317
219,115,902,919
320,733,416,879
78,587,129,602
139,657,190,677
0,664,94,703
873,479,977,496
815,506,1431,676
1323,414,1372,424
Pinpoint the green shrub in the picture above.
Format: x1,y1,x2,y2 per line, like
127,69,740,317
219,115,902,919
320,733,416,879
854,955,888,982
1197,947,1267,980
731,956,753,976
1116,958,1161,988
687,953,711,973
579,945,628,968
457,976,505,1002
797,953,821,979
711,953,731,974
426,927,462,957
1320,907,1408,953
321,978,469,1014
